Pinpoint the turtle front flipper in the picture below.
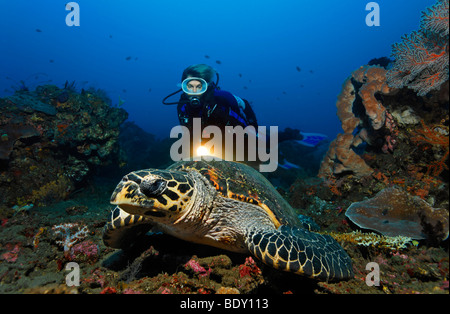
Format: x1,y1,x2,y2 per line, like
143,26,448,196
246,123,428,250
103,206,153,249
245,225,353,281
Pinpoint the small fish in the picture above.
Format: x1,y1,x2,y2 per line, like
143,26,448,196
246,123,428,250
243,86,248,90
204,55,210,59
238,73,242,78
125,56,132,61
122,89,127,93
118,96,125,107
282,91,286,95
148,88,152,92
216,60,221,64
36,29,42,33
296,66,301,72
309,70,314,74
49,59,54,63
109,35,113,39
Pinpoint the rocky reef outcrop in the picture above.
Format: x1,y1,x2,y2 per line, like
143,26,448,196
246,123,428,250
291,0,448,246
0,85,128,207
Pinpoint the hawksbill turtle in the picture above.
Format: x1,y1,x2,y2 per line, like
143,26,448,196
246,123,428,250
103,159,353,281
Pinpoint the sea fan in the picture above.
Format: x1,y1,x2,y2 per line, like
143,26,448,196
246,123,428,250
386,0,449,96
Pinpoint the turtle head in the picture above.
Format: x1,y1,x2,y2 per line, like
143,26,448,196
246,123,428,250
110,169,195,218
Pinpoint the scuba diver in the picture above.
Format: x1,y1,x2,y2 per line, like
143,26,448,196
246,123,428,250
163,64,257,135
163,64,327,166
163,64,259,160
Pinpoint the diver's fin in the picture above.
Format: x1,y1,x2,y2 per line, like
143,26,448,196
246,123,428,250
278,159,301,170
297,132,328,147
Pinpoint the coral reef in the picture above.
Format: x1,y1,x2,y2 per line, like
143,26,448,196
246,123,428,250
0,2,448,296
328,231,414,252
317,1,449,207
345,187,449,241
386,0,449,96
0,124,40,160
317,63,448,208
0,84,127,206
68,240,99,264
319,65,398,181
52,222,89,257
0,173,447,295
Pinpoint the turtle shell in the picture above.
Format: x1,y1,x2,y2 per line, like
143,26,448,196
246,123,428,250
167,159,300,228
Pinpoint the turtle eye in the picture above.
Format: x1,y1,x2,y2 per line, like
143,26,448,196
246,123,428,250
139,178,167,197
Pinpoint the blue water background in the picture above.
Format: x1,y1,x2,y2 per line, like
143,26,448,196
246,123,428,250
0,0,434,139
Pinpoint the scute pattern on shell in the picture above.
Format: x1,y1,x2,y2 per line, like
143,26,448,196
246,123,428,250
168,159,300,227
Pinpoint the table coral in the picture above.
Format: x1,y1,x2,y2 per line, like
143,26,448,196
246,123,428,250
345,187,449,241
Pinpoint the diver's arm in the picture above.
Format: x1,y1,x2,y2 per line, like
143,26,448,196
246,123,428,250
177,103,190,126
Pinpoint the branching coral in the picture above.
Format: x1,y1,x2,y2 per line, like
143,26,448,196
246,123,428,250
328,231,414,251
386,0,449,96
52,222,89,257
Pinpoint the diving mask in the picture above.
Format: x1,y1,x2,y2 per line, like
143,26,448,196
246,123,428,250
181,77,208,96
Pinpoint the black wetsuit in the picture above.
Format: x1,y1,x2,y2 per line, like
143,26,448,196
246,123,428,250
177,88,258,159
177,89,257,132
176,88,303,162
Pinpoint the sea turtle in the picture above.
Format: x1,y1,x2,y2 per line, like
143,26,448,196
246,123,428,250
103,159,353,281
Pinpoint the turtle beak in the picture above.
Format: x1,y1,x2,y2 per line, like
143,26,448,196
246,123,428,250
117,204,165,217
110,180,154,206
110,177,164,217
110,180,138,204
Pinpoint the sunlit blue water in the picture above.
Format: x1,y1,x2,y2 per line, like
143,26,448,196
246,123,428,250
0,0,434,139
